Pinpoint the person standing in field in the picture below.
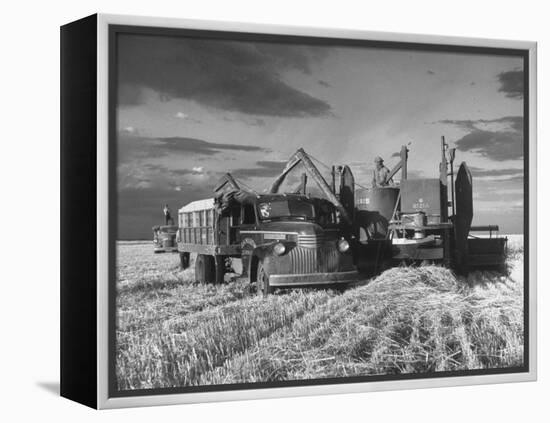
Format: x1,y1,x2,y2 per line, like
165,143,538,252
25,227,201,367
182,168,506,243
163,204,173,225
372,156,393,187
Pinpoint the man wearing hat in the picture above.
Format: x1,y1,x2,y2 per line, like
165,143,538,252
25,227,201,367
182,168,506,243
163,204,174,225
372,156,393,187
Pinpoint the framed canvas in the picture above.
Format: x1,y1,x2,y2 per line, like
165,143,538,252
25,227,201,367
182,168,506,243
60,13,537,409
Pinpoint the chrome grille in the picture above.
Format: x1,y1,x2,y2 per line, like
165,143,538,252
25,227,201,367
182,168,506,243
297,234,327,248
289,245,339,274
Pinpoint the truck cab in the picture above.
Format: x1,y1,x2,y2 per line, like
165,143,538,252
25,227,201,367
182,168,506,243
177,193,360,294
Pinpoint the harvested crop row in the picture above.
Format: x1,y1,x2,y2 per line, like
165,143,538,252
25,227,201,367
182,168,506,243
201,266,523,384
116,289,336,390
116,243,184,291
117,278,254,332
116,242,257,331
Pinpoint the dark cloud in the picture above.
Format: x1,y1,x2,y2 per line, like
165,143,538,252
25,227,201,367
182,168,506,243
119,84,146,106
427,70,435,75
156,137,267,155
118,133,268,165
439,116,523,133
318,79,331,87
250,118,266,127
454,130,522,161
497,69,524,99
220,116,266,127
231,160,287,179
439,116,523,161
118,35,332,117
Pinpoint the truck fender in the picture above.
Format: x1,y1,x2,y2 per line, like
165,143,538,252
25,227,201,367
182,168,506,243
248,245,273,283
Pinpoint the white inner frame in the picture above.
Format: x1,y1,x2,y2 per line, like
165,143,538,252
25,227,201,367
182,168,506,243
96,13,537,409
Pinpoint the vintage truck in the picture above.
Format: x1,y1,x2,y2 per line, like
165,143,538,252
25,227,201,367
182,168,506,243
176,189,361,295
152,225,179,253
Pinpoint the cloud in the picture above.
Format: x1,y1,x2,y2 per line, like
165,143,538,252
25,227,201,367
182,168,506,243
250,118,266,127
318,79,330,87
497,69,524,99
175,111,202,123
231,160,287,179
454,131,522,161
439,116,523,133
169,168,206,176
439,116,523,161
119,133,268,161
221,116,266,127
427,70,435,75
468,167,523,178
156,137,267,156
118,35,332,117
119,84,146,106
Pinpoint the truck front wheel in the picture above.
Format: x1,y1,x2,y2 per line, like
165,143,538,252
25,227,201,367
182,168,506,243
195,254,216,284
257,260,274,296
179,252,190,269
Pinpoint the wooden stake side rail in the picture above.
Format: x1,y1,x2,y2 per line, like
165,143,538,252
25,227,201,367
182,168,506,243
180,226,215,245
177,242,241,256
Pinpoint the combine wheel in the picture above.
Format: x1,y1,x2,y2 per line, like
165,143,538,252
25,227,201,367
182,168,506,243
179,252,190,269
256,260,274,296
195,254,216,284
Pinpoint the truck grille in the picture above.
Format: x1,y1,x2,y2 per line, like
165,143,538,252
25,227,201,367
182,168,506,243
297,234,328,248
288,245,339,274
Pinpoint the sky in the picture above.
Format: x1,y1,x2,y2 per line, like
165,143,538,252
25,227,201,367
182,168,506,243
115,33,525,239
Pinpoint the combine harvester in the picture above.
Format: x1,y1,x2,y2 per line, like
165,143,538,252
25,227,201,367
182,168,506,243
175,137,507,293
353,137,507,274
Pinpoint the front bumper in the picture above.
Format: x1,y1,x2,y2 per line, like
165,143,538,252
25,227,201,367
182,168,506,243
154,246,178,253
269,270,362,287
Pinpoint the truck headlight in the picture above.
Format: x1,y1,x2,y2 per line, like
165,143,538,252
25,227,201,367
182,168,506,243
338,239,350,253
273,242,286,256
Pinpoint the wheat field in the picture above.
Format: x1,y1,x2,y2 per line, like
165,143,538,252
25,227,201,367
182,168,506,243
115,236,524,390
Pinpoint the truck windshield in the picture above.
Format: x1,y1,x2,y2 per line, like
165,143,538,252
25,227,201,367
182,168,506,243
257,199,315,221
160,226,177,233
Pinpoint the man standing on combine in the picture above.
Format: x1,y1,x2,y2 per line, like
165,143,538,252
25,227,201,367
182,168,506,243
163,204,173,225
372,156,393,187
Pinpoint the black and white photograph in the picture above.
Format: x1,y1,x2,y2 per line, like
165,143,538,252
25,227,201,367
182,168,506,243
4,0,550,417
112,25,529,395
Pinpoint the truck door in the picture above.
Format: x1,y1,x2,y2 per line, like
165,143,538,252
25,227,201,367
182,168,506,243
236,203,257,277
235,203,256,242
228,205,241,244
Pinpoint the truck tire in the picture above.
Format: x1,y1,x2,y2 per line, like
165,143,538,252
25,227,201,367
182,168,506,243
179,252,190,269
256,260,274,296
195,254,216,284
214,255,225,284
